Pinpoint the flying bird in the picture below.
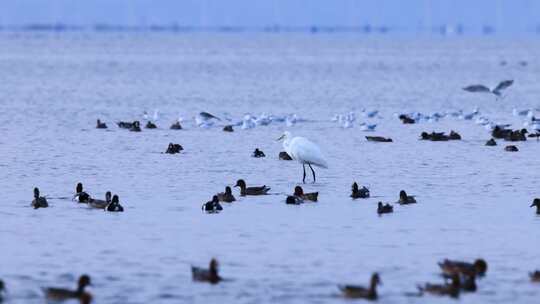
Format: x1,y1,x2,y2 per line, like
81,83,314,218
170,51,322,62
462,80,513,98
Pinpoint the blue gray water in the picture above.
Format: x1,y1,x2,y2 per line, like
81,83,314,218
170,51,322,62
1,32,540,303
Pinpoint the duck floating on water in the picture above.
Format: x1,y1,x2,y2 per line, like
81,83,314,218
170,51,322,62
377,202,393,214
234,179,270,196
105,195,124,212
338,273,380,300
117,121,133,129
192,258,222,284
223,125,234,132
485,138,497,146
530,198,540,214
130,121,141,132
366,136,392,142
398,190,416,204
74,183,90,203
217,186,236,203
504,129,527,141
294,186,318,202
351,182,370,199
43,274,92,303
0,279,5,302
399,114,416,124
88,191,111,209
438,258,488,277
145,121,157,129
170,120,183,130
418,273,460,298
202,196,223,213
279,151,292,160
96,119,107,129
165,143,183,154
252,148,266,158
505,145,519,152
32,187,49,209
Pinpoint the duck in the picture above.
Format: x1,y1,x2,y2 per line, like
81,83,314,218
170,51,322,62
377,202,393,214
105,195,124,212
222,125,234,132
279,151,293,160
438,258,488,277
350,182,370,199
399,114,415,124
286,195,303,205
165,143,183,154
117,121,133,129
96,119,107,129
234,179,270,196
252,148,266,158
88,191,112,209
170,121,183,130
192,258,222,284
217,186,236,203
448,130,462,140
338,273,380,300
130,121,141,132
32,187,49,209
145,121,157,129
485,138,497,146
74,183,90,203
530,198,540,214
529,270,540,282
43,274,92,302
505,145,519,152
418,273,460,298
365,136,392,142
492,126,512,139
294,186,318,202
398,190,416,204
202,196,223,213
505,129,527,141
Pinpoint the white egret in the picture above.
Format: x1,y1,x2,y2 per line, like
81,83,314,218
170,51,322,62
277,131,328,183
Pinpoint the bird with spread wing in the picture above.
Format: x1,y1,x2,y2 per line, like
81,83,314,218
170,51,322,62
463,80,513,98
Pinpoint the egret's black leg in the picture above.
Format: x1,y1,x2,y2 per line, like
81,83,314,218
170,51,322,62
308,164,316,183
302,164,306,183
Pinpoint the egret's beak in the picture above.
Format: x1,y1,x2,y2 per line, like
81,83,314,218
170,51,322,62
276,134,285,141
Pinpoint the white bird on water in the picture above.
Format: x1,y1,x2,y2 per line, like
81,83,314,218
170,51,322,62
277,131,328,183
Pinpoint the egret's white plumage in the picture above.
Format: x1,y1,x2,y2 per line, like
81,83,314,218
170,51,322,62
278,131,328,183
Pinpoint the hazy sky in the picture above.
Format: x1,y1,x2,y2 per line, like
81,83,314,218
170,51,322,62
1,0,539,32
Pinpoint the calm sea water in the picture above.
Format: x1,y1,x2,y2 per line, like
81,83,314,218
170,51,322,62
1,32,540,303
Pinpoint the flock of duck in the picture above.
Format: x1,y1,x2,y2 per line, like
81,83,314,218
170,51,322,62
17,79,540,302
4,257,538,303
31,183,124,212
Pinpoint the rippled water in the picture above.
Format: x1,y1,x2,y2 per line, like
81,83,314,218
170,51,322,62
1,32,540,303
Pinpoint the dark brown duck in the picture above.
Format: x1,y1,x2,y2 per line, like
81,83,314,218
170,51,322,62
43,274,92,303
192,258,222,284
350,182,370,199
438,258,488,277
338,273,381,300
234,179,270,196
418,273,460,298
398,190,416,204
32,187,49,209
217,187,236,203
